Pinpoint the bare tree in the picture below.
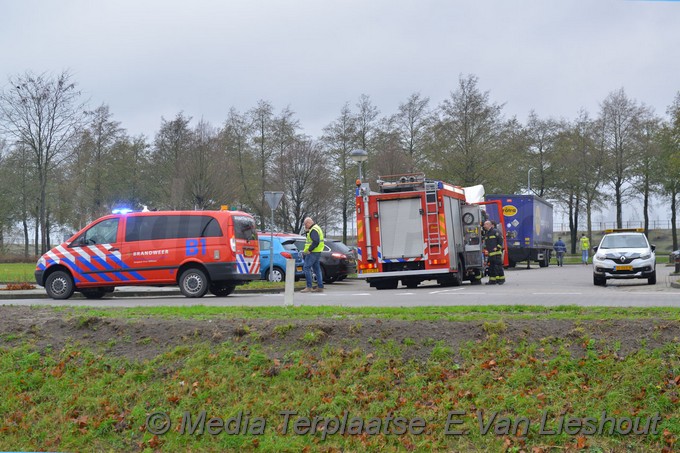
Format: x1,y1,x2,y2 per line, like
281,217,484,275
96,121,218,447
152,112,193,209
599,88,646,228
0,71,85,253
279,138,334,234
392,92,431,163
249,100,275,229
659,93,680,250
632,111,662,236
322,103,358,243
524,111,561,197
186,119,223,209
430,74,508,187
221,108,255,211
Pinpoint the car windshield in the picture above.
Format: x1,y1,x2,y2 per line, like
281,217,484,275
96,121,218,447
600,234,648,249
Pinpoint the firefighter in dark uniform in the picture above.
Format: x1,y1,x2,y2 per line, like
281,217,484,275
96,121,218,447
483,220,505,285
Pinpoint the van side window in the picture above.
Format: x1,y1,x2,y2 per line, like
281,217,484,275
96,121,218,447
125,215,223,242
74,218,119,246
233,215,257,240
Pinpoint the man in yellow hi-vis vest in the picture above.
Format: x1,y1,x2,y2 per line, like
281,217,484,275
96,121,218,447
301,217,325,293
580,233,590,265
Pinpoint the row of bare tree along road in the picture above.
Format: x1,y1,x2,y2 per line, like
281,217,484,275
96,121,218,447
0,70,679,257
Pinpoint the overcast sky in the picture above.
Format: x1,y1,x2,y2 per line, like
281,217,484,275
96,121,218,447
2,0,679,223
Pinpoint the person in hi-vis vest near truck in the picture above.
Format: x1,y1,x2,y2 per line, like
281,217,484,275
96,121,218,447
301,217,325,293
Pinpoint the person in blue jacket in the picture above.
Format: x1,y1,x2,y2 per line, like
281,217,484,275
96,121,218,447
553,237,567,267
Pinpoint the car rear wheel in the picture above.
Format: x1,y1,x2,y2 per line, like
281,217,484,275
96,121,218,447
265,266,285,282
45,270,75,300
313,266,325,284
179,268,209,298
648,271,656,285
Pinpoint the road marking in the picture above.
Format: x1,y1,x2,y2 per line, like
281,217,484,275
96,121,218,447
532,292,582,295
395,292,415,296
429,288,465,294
352,293,372,296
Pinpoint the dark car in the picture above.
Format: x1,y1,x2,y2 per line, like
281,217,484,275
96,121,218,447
294,238,357,284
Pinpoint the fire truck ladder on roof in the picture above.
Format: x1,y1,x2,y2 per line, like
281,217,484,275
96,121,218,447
424,181,441,250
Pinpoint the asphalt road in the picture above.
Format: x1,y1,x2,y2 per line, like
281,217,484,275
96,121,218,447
3,263,678,308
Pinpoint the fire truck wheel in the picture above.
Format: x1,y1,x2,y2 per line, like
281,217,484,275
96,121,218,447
179,268,209,298
210,283,236,297
45,270,75,300
404,280,419,289
374,279,398,290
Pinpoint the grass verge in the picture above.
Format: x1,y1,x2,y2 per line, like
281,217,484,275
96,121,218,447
56,304,680,322
1,335,677,451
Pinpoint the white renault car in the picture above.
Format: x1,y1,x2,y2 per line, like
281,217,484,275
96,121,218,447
592,230,656,286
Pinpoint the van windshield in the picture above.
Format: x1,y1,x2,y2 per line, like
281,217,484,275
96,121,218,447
233,216,257,240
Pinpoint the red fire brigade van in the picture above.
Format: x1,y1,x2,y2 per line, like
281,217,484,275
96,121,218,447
35,209,260,299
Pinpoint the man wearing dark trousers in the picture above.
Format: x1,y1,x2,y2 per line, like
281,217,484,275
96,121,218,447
483,220,505,285
301,217,325,293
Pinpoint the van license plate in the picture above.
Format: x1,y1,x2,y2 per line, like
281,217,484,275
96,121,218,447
616,265,632,271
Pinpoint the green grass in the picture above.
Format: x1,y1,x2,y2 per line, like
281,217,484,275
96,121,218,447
58,304,680,323
0,337,677,451
0,262,35,283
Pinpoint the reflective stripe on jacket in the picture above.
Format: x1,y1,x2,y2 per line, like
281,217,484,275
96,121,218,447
484,227,503,257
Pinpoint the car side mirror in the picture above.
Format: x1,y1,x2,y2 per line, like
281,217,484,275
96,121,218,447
592,246,598,252
651,244,656,252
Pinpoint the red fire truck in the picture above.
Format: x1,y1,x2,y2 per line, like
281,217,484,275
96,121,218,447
355,173,507,290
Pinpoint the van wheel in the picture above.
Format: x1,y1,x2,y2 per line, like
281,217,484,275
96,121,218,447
210,283,236,297
45,270,75,300
81,289,107,299
265,267,285,282
179,268,209,298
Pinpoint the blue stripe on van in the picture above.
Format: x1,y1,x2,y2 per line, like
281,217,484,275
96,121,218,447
77,257,114,282
106,254,146,281
61,257,97,283
92,256,130,282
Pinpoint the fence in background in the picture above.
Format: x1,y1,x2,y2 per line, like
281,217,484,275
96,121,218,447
554,220,680,233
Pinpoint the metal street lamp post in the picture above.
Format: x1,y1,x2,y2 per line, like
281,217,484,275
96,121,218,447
528,167,536,194
350,149,368,182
